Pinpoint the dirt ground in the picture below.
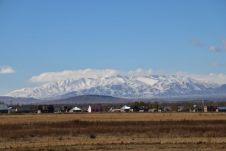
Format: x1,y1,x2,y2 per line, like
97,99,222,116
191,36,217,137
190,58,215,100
0,113,226,151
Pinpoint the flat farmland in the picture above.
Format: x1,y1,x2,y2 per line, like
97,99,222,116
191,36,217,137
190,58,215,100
1,113,226,151
1,112,226,124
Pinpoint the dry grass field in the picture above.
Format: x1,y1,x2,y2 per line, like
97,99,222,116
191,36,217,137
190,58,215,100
1,112,226,124
0,113,226,151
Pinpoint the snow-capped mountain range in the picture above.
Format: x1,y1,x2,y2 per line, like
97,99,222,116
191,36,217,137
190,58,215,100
5,69,226,99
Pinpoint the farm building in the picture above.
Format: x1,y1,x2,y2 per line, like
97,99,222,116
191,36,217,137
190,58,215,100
109,105,132,112
132,106,148,112
109,108,121,112
163,106,172,112
87,105,92,113
15,105,36,113
204,106,208,112
69,107,82,112
0,104,8,113
38,105,54,113
121,105,131,112
218,106,226,112
206,106,218,112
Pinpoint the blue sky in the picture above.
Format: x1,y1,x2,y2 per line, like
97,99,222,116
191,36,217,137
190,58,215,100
0,0,226,94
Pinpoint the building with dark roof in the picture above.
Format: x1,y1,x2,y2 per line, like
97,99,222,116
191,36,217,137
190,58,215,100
0,104,8,113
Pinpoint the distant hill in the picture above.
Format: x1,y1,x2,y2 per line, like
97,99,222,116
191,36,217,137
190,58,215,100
0,96,41,105
1,94,226,105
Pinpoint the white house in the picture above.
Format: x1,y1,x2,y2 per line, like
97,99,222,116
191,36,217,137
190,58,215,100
88,105,92,113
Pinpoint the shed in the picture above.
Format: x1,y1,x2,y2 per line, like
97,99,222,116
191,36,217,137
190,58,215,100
218,106,226,112
0,104,8,113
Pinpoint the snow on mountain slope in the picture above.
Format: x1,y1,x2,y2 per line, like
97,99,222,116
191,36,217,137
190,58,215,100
136,77,158,86
6,69,222,99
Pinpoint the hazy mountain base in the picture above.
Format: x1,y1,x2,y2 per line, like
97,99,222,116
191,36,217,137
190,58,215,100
1,94,226,105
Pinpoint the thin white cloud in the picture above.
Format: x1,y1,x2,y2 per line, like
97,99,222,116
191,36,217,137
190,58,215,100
30,69,226,85
176,72,226,85
30,69,119,83
0,66,15,74
208,45,222,52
